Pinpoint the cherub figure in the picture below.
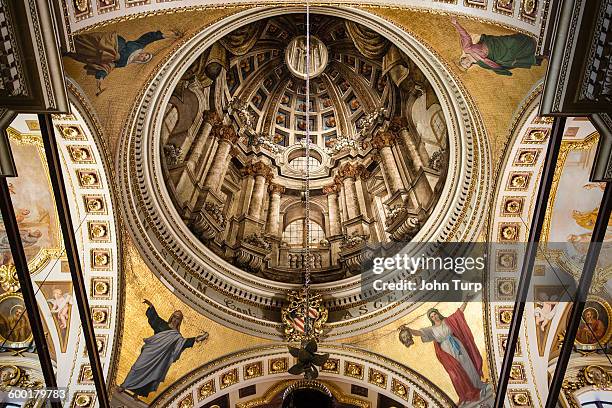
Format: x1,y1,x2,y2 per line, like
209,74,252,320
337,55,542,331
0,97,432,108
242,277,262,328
47,288,72,329
534,294,558,332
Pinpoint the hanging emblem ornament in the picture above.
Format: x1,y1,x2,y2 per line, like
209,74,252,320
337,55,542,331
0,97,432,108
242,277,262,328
282,290,328,342
284,4,330,382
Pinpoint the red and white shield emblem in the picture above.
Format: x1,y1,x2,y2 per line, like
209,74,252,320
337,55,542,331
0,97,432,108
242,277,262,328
291,306,320,334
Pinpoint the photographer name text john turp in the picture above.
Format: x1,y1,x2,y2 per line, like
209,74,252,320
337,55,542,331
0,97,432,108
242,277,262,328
372,278,482,292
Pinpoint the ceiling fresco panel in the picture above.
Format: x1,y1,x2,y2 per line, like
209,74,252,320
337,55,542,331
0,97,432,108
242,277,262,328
53,3,561,407
1,99,122,406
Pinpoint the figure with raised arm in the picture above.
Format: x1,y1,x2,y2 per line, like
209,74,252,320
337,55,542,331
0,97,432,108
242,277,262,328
66,29,182,95
399,299,489,406
118,300,208,398
450,17,543,76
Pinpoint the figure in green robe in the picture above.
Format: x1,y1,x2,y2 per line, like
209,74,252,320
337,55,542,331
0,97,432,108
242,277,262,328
451,17,544,76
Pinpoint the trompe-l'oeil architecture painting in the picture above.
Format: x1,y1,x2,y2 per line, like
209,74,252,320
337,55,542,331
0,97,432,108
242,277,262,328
0,1,611,408
159,13,450,284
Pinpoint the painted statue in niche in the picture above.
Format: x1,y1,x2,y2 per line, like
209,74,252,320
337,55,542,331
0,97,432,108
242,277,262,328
450,17,544,76
575,300,610,346
117,299,209,398
66,29,183,96
0,294,32,347
400,300,491,406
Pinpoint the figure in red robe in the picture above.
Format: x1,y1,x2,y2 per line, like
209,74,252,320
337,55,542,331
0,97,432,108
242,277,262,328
402,302,490,406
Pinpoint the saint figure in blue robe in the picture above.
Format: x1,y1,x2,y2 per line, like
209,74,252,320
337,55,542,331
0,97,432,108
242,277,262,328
118,300,208,397
67,30,180,94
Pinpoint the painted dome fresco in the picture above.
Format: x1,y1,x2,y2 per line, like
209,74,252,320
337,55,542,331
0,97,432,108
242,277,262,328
8,1,609,407
161,13,450,284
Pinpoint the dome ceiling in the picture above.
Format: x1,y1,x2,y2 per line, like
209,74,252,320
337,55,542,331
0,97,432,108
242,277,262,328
119,6,491,339
218,14,390,155
161,13,449,284
12,2,600,407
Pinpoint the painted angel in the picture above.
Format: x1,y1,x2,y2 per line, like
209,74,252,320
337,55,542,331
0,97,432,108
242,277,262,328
47,288,72,330
534,294,558,332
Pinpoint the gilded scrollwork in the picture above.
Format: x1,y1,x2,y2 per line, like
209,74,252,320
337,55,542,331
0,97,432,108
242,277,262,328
562,365,612,408
0,364,43,390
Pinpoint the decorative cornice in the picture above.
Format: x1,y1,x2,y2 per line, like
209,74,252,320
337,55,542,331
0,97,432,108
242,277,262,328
237,379,370,408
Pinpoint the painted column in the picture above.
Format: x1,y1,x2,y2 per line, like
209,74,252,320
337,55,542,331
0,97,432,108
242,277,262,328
372,130,403,193
401,129,424,169
191,111,220,173
247,162,273,219
266,183,285,235
203,124,238,190
391,116,424,170
343,178,359,219
323,183,342,236
338,163,362,219
175,112,223,208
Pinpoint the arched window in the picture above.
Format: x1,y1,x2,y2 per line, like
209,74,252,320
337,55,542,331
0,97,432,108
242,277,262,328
283,219,325,247
578,391,612,407
287,148,322,175
289,156,320,173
